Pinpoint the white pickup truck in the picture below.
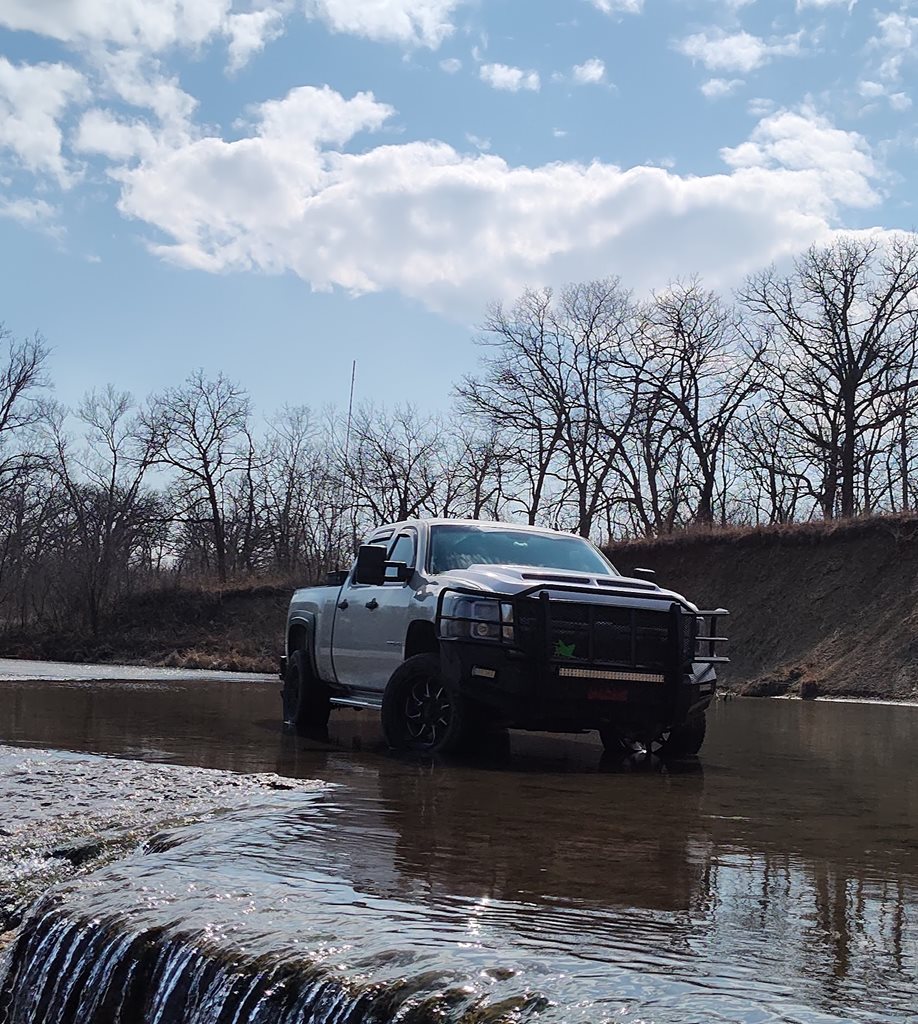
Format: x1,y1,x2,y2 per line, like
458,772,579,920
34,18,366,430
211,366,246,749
280,519,728,757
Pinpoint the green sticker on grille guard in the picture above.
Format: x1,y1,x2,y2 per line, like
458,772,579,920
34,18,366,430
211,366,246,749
554,639,576,659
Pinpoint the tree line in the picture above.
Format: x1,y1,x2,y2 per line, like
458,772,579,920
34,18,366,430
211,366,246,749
2,235,918,635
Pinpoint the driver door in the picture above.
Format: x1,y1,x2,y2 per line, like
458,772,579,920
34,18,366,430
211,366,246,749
331,530,419,697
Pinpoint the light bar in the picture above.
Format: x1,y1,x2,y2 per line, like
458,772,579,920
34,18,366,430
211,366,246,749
557,668,665,683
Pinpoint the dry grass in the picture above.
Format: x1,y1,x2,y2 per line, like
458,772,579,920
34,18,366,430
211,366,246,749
605,512,918,557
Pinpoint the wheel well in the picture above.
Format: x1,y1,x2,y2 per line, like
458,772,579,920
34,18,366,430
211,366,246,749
404,619,438,660
288,623,309,655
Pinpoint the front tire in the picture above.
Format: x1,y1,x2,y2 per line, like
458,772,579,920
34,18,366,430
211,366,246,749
663,712,706,758
282,649,330,732
381,653,470,755
599,712,706,759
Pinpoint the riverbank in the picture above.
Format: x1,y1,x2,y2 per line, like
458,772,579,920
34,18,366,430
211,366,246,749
0,581,291,674
610,514,918,701
2,515,917,701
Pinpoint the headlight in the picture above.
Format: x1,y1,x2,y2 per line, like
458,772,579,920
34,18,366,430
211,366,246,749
439,594,514,642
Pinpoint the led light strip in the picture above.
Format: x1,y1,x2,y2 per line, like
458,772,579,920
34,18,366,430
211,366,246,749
557,668,665,683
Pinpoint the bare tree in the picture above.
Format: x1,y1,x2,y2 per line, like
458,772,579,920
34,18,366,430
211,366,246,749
42,387,163,633
742,236,918,518
342,404,445,524
147,370,252,583
638,280,767,525
458,280,642,537
259,405,349,579
0,325,49,494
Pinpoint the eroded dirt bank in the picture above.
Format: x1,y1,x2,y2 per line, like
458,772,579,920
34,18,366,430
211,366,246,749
610,515,918,700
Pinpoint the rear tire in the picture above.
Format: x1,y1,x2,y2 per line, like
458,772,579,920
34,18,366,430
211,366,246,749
382,653,470,755
282,649,330,732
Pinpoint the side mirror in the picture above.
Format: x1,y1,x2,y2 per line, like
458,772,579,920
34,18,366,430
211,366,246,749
384,561,412,583
354,544,386,585
633,567,656,580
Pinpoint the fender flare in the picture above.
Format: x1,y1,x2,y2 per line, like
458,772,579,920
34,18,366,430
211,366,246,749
287,613,318,676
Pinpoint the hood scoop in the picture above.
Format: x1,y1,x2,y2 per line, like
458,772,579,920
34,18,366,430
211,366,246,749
518,571,657,591
520,571,592,584
595,577,657,590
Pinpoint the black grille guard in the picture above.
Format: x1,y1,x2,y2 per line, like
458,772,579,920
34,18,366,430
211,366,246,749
435,582,729,667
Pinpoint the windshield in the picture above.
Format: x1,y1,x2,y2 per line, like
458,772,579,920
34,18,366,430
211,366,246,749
427,525,617,575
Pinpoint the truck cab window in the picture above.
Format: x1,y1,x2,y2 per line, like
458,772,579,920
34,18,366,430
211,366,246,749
386,533,416,580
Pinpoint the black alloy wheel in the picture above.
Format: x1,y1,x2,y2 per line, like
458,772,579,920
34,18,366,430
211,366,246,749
282,649,331,733
382,653,470,755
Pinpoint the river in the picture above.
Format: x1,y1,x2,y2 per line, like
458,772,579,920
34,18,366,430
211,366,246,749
0,675,916,1023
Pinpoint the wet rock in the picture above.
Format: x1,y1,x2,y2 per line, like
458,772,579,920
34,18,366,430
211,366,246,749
799,679,821,700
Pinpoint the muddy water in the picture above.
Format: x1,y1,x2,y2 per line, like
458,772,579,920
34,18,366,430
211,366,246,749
1,679,917,1022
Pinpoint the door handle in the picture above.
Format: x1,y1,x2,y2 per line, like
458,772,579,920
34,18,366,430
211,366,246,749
365,598,379,610
338,599,349,610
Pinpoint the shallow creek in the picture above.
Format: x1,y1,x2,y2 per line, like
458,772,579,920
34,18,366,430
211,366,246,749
0,678,916,1023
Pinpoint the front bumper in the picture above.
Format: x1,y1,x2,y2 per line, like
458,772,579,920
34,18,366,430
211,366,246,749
437,584,726,732
440,640,716,731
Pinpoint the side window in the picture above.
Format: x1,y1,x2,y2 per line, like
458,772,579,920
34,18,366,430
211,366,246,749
385,533,416,581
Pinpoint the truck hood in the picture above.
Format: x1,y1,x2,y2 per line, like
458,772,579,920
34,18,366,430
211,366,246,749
433,564,697,611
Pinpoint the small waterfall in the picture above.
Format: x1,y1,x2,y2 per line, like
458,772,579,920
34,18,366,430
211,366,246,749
0,900,548,1024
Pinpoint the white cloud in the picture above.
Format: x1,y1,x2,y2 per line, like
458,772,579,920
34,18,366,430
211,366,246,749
98,50,197,129
69,50,199,165
0,58,88,184
721,107,878,208
226,6,289,72
870,12,918,80
677,29,802,73
701,77,744,99
0,0,464,70
254,84,393,145
874,12,916,52
95,86,886,316
796,0,852,8
304,0,465,48
857,80,885,99
588,0,643,13
0,196,59,226
479,63,540,92
572,58,606,85
747,96,775,117
75,108,160,161
0,0,232,54
439,57,462,73
856,78,912,113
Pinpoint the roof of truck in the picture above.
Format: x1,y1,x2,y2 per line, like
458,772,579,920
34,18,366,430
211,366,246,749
384,518,584,538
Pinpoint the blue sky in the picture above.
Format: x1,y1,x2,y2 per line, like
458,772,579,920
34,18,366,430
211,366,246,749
0,0,916,418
